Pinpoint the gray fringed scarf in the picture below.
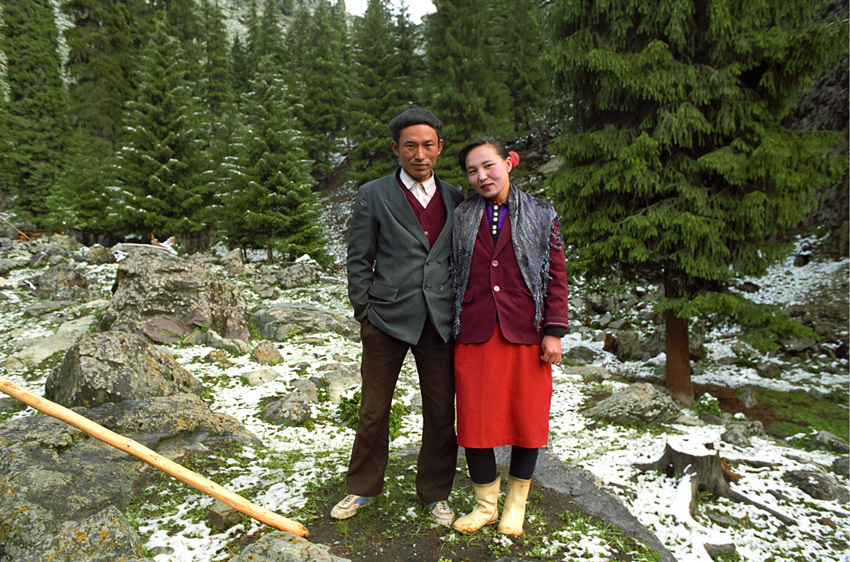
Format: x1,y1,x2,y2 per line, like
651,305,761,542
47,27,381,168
451,185,563,339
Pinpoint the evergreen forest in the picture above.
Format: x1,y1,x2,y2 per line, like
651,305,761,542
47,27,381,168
0,0,847,403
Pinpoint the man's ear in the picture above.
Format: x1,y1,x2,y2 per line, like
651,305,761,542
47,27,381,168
436,138,444,154
391,140,399,156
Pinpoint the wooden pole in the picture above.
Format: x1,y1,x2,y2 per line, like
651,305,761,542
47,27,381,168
0,377,309,537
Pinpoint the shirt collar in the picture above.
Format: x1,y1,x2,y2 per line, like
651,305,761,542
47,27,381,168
399,168,437,196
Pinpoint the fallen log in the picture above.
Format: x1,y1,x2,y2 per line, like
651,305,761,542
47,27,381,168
0,377,309,537
634,440,795,526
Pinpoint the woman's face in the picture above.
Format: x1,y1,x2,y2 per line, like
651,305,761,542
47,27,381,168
465,144,512,204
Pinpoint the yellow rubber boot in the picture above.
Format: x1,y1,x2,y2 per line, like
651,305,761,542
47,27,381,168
452,477,500,534
498,475,531,536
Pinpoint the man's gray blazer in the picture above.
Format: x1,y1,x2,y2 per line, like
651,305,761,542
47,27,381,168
347,170,464,345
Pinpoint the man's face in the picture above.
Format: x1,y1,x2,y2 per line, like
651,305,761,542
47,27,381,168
391,124,443,182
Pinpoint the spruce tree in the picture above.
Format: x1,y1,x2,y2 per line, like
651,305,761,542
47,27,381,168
348,0,403,185
292,0,351,185
0,0,68,224
218,57,328,264
231,35,252,98
199,0,233,117
492,0,551,135
61,0,139,159
394,1,427,107
256,0,286,66
111,17,210,240
426,0,512,187
547,0,847,405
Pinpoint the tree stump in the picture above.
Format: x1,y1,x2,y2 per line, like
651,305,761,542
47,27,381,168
634,440,795,526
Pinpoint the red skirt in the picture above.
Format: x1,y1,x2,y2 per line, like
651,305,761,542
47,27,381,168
454,323,552,449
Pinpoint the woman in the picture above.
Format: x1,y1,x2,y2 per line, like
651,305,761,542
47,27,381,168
451,137,568,536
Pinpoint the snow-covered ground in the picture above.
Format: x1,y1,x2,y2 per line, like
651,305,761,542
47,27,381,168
0,235,847,562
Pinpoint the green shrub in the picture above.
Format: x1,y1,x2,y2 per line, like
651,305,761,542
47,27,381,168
338,391,405,440
695,394,722,418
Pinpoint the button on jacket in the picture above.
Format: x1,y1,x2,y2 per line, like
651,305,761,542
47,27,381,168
455,214,568,345
347,170,464,345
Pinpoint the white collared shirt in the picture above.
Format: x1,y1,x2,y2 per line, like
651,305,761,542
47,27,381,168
400,169,437,207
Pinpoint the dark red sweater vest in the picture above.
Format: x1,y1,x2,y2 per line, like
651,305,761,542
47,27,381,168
398,176,446,247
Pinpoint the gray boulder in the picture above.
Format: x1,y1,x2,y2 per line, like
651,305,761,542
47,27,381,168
584,382,680,425
721,421,765,447
276,259,322,290
252,340,284,365
28,263,92,301
45,331,204,408
604,331,651,362
263,391,312,426
229,531,348,562
809,430,850,454
317,362,361,404
244,368,281,386
832,456,849,477
0,394,261,561
100,249,249,342
84,244,116,265
5,315,97,372
14,506,150,562
784,470,849,503
252,303,360,342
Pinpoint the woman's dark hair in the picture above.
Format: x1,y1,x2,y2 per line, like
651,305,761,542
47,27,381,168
388,107,443,144
457,137,509,172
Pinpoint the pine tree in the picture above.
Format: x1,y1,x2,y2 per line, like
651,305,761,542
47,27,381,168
394,1,427,107
348,0,404,185
426,0,513,187
218,57,328,264
291,0,351,185
547,0,847,405
111,17,210,240
199,0,233,117
256,0,285,66
0,0,68,224
492,0,551,135
231,35,252,98
61,0,139,159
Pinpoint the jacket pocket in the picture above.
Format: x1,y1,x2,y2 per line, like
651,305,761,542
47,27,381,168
368,282,398,302
462,288,474,303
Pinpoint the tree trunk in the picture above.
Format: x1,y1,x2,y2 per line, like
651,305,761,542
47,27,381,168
663,279,694,406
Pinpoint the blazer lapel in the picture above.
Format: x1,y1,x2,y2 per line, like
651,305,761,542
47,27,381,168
429,176,456,254
493,216,512,257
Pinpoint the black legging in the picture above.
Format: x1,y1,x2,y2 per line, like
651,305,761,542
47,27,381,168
464,446,538,484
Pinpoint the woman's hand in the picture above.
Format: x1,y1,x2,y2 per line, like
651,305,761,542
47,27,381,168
540,335,562,365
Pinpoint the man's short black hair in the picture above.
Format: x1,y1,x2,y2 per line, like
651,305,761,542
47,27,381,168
388,107,443,144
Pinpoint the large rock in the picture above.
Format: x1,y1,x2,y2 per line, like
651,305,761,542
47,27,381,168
45,331,204,408
229,531,348,562
784,470,849,503
0,394,261,561
263,391,312,427
584,382,681,425
14,506,150,562
100,249,249,342
5,315,97,372
28,263,92,301
276,258,322,290
252,303,360,341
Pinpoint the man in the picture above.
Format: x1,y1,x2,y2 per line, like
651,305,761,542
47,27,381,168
332,107,463,526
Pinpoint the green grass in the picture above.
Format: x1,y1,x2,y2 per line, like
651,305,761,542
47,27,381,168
289,455,665,562
755,387,849,442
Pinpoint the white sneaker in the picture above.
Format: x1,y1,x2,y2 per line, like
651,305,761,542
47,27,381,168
428,500,454,526
330,494,373,520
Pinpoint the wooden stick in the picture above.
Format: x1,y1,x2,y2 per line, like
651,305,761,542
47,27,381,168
0,377,309,537
0,216,32,241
